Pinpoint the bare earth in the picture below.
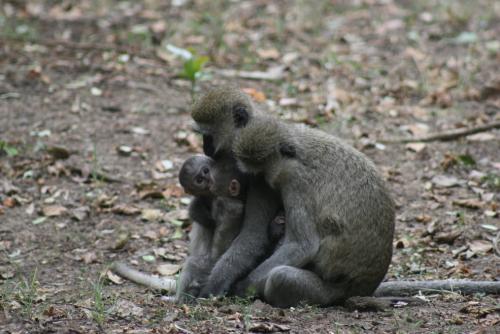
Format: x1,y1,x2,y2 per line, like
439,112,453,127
1,1,499,333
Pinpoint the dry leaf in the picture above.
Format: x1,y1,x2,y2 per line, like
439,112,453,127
468,240,493,254
162,184,184,198
156,263,181,276
406,143,426,152
256,48,280,60
42,205,68,217
81,251,97,264
141,209,164,222
2,197,17,208
111,204,141,216
110,299,144,318
106,270,124,285
432,175,461,188
143,230,158,240
453,198,483,209
242,88,267,102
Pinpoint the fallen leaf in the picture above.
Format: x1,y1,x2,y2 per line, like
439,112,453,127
256,48,280,60
131,127,150,135
72,206,90,221
242,87,267,102
402,123,430,136
162,185,184,198
164,209,189,222
415,214,432,223
81,252,97,264
32,217,47,225
143,230,158,240
248,322,291,333
106,270,124,285
217,65,285,81
111,204,141,216
406,142,426,152
434,230,462,245
156,263,181,276
42,205,68,217
2,197,17,208
46,146,71,160
467,133,495,141
112,232,130,250
468,240,493,254
141,209,164,222
110,299,144,317
453,32,478,45
156,160,174,172
117,145,133,156
432,175,461,188
142,255,156,262
453,198,483,209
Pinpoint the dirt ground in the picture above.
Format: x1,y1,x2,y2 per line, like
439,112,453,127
1,1,499,333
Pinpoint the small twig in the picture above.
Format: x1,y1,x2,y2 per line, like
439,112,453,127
1,36,161,62
175,324,195,334
380,120,500,144
494,232,500,258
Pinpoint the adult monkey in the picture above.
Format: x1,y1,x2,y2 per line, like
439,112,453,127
191,86,282,297
232,116,395,307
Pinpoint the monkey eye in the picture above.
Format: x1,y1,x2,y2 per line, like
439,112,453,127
202,167,209,174
195,176,204,184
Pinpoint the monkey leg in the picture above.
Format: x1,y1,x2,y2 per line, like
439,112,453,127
264,265,345,308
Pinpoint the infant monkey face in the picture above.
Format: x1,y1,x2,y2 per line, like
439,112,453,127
179,155,215,196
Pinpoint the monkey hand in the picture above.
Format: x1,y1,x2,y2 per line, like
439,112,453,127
232,278,257,298
199,278,231,298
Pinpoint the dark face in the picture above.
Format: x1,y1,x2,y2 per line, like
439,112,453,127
179,156,215,196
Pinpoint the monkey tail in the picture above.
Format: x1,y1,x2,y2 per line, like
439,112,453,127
110,262,177,292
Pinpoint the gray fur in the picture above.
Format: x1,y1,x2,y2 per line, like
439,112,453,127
176,155,247,302
191,88,282,298
233,116,395,307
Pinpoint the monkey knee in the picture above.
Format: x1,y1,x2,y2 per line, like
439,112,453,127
264,266,296,306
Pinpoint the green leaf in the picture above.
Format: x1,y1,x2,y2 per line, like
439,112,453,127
457,154,476,166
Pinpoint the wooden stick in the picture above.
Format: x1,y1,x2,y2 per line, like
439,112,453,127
380,120,500,144
374,280,500,296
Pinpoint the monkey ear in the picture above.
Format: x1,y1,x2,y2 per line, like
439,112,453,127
279,142,296,158
232,104,249,128
228,179,241,197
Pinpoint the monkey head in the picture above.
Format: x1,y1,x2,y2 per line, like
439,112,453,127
191,86,254,157
179,155,215,196
234,117,297,177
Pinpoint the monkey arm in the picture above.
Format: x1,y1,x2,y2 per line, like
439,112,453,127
188,196,216,228
237,204,320,295
199,178,280,297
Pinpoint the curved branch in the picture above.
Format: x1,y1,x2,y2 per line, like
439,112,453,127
374,280,500,296
380,120,500,144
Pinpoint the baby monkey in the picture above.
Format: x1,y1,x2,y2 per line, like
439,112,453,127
176,154,247,301
177,154,285,301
